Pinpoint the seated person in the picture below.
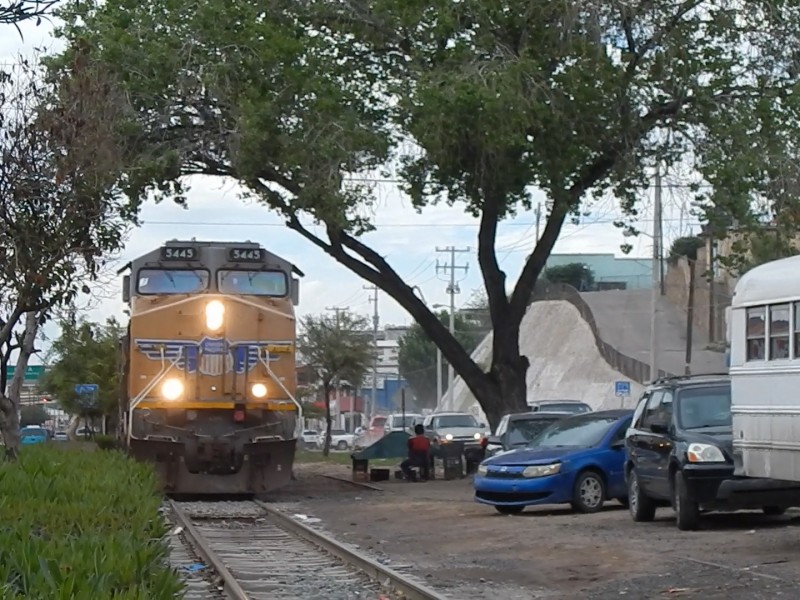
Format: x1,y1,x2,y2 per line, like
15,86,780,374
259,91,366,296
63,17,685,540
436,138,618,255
401,424,431,481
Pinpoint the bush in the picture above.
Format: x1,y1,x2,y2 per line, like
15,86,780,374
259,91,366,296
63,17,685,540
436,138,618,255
94,434,119,451
0,445,183,599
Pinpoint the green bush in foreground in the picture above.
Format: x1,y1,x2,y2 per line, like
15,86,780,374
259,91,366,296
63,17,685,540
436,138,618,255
0,445,183,599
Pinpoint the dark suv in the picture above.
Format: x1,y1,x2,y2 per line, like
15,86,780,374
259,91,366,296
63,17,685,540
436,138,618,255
625,374,800,530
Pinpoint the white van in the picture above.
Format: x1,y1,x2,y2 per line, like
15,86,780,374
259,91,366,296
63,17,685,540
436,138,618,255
383,413,422,434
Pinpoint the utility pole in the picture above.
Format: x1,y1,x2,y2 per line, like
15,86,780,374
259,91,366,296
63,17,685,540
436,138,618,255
325,306,349,430
436,246,470,410
534,202,542,242
364,284,379,423
649,167,663,381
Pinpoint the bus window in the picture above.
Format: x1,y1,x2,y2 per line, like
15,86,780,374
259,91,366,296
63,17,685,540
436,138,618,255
769,304,790,360
795,302,800,359
746,306,766,361
137,269,209,295
217,270,287,296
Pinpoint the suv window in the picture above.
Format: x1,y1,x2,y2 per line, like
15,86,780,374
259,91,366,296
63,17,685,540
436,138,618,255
495,415,509,437
631,393,650,428
640,390,664,429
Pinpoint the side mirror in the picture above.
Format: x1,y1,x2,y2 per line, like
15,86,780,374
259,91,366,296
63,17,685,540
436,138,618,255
291,278,300,306
610,439,625,450
479,422,487,429
122,275,130,303
486,435,502,446
650,421,669,434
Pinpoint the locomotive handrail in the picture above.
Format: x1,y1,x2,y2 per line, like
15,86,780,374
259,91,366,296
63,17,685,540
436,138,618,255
259,348,303,437
127,347,184,446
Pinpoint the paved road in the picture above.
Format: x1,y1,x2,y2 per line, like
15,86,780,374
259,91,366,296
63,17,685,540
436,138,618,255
581,289,727,376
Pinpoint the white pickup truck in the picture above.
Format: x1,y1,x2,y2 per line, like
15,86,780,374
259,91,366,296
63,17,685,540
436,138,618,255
316,429,356,451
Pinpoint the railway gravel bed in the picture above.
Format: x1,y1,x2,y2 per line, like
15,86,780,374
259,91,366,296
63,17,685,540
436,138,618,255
169,500,446,600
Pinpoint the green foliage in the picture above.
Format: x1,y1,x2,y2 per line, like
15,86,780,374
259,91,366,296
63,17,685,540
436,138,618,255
724,230,800,276
94,434,118,451
668,236,705,266
398,310,487,408
38,317,122,420
19,405,48,427
47,0,800,422
298,313,374,388
543,263,596,290
0,445,183,599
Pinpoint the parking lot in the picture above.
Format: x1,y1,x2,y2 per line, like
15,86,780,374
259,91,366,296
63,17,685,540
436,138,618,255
273,463,800,599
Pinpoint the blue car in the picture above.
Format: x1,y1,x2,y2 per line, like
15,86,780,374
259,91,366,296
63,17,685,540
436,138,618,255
474,409,633,515
20,426,49,445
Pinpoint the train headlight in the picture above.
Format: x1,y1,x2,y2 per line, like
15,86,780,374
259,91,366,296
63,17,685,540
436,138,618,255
205,300,225,331
251,383,267,398
162,378,184,400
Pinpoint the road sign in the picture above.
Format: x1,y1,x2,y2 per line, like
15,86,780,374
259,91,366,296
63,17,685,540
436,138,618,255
5,364,44,382
614,381,631,397
74,384,99,394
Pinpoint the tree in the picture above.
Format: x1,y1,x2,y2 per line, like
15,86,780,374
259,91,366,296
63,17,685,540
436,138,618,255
669,236,704,373
721,230,799,277
1,0,58,29
0,55,133,457
38,317,123,435
51,1,800,428
398,310,487,409
544,263,596,291
297,312,373,456
19,404,48,427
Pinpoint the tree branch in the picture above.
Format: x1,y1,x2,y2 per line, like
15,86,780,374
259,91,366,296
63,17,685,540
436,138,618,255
476,190,510,332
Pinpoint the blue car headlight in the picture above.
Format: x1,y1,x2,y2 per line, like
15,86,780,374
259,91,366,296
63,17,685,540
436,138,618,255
522,463,561,478
477,464,488,476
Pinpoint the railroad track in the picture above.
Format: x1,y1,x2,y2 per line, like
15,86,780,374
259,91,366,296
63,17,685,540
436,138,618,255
167,499,450,600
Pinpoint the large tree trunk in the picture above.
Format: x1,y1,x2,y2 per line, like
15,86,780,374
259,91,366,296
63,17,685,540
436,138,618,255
0,311,39,460
322,380,333,457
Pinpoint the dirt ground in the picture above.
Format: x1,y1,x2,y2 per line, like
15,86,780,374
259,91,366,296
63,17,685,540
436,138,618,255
264,463,800,599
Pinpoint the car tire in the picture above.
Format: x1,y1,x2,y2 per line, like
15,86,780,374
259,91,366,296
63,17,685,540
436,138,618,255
336,441,348,450
495,505,524,515
673,470,700,531
763,506,786,516
571,470,606,513
628,470,656,522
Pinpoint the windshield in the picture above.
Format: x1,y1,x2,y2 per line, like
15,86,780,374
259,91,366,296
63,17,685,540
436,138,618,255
217,270,287,296
678,386,731,430
21,427,47,438
393,416,420,427
541,403,591,414
137,269,209,295
507,418,560,446
532,416,619,448
433,415,479,429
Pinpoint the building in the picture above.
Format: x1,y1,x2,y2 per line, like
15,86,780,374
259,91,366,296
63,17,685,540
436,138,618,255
545,253,661,290
361,324,413,416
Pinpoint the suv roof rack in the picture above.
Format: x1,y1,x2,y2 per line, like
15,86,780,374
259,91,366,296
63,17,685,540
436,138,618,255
649,372,729,386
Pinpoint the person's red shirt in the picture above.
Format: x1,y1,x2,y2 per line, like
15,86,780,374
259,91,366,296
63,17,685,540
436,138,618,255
408,434,431,454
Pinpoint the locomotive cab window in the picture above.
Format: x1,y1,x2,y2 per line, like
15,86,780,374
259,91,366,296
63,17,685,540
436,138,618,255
137,269,209,295
217,270,288,296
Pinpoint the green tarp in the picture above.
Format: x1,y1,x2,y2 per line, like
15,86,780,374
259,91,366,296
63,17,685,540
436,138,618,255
353,431,411,460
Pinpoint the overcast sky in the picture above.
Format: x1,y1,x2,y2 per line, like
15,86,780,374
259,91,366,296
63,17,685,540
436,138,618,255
3,19,701,361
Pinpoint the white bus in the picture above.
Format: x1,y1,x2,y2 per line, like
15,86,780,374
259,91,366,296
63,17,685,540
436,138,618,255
730,254,800,481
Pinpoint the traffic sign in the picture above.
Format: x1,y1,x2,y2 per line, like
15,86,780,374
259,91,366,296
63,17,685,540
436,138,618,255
74,384,99,394
5,364,44,382
614,381,631,397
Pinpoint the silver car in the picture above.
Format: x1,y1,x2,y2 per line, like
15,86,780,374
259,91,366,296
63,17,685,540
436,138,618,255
422,412,489,450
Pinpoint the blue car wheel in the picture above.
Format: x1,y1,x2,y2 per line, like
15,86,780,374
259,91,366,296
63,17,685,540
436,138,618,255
571,471,606,513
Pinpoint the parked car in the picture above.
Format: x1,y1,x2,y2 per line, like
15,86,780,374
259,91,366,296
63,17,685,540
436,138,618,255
383,413,422,435
299,429,318,447
484,411,571,457
474,409,633,515
317,429,356,451
529,400,592,414
20,426,49,445
625,374,800,530
53,431,68,441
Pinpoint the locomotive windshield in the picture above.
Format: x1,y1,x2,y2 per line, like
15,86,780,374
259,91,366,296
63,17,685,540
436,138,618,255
137,269,210,294
217,269,287,296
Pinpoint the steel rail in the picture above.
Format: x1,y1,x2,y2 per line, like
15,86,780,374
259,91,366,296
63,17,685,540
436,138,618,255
169,500,250,600
254,500,450,600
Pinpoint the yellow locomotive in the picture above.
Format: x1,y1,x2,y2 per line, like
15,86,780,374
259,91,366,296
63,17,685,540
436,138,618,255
118,240,303,494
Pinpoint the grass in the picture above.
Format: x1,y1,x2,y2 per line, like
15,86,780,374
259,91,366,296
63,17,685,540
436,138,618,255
0,445,183,599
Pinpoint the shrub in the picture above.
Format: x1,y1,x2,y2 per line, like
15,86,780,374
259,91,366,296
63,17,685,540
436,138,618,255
0,445,183,599
94,434,119,451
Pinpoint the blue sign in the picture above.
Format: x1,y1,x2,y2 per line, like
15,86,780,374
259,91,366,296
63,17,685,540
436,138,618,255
200,338,228,355
614,381,631,397
75,384,99,394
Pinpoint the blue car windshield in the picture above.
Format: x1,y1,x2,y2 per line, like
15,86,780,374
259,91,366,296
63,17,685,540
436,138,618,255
21,427,46,438
531,416,618,448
